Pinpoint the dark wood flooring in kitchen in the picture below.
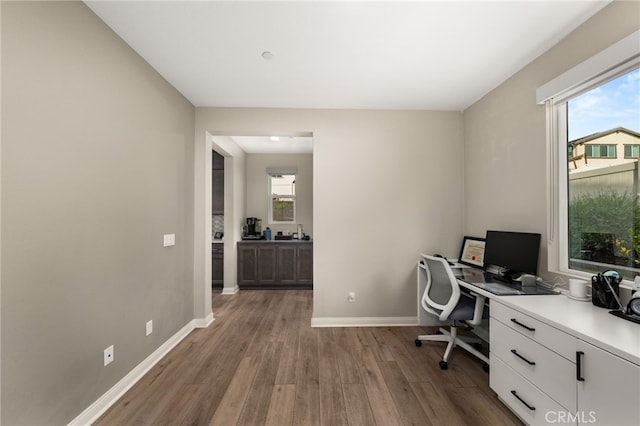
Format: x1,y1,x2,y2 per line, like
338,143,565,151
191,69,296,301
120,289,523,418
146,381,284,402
95,290,522,425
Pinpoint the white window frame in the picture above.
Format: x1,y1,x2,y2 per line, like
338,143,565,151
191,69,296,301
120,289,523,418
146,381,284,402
268,172,297,224
539,30,640,283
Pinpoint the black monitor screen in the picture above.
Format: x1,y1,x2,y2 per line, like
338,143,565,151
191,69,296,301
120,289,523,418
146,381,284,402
484,230,541,275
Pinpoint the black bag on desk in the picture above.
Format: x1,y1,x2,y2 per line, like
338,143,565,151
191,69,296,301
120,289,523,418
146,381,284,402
591,270,622,309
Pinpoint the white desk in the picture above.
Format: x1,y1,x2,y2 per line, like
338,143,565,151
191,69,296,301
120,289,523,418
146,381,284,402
492,293,640,365
455,277,640,425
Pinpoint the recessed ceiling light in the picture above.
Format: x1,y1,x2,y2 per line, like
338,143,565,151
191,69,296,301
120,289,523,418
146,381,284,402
269,136,280,141
261,51,273,60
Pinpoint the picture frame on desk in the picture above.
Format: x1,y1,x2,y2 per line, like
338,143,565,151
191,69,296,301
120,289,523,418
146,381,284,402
458,236,486,268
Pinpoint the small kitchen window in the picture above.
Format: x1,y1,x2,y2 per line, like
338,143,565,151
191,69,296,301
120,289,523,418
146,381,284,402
268,167,297,224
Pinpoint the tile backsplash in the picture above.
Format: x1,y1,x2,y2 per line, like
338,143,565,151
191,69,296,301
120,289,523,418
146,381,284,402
213,215,224,239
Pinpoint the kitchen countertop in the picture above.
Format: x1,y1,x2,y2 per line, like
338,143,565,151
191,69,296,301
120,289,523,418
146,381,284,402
238,238,312,243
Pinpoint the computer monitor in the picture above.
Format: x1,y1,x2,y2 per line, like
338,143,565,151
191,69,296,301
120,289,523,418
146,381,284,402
484,230,541,278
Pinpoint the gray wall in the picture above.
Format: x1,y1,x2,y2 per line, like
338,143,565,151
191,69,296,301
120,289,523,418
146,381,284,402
246,153,313,238
1,2,195,424
463,0,640,279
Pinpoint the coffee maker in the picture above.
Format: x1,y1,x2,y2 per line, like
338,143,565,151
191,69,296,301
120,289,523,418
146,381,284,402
243,217,262,239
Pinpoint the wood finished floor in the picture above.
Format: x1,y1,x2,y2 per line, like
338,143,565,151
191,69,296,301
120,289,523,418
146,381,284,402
96,290,523,425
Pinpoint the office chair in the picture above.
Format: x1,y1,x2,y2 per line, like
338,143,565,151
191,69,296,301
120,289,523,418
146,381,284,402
415,254,489,371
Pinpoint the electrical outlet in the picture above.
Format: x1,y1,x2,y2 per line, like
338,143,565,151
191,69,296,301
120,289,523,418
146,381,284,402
104,345,114,366
146,320,153,336
348,292,356,303
163,234,175,247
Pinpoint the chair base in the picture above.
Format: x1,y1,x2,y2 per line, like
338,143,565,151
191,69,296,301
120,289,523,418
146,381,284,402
416,323,490,369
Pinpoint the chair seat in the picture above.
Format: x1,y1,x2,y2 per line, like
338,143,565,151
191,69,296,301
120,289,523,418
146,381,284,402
449,293,489,321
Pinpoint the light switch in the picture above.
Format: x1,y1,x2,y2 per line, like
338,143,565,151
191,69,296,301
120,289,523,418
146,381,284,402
163,234,176,247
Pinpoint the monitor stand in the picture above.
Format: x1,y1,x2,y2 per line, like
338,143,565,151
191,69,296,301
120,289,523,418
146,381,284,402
492,274,515,284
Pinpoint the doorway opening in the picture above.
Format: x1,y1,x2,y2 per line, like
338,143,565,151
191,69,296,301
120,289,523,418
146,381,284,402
202,132,314,317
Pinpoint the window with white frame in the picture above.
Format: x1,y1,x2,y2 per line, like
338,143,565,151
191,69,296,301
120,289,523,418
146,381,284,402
539,31,640,281
565,68,640,279
269,173,296,223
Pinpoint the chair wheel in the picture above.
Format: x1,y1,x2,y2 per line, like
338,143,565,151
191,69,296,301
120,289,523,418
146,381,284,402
439,360,448,370
474,342,483,350
415,339,422,347
482,363,490,373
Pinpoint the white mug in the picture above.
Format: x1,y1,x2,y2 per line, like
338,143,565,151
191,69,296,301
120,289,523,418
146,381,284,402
569,278,589,299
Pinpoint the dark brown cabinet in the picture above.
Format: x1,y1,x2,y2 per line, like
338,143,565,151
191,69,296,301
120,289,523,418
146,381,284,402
278,245,297,284
238,244,258,286
257,245,278,285
237,241,313,289
212,151,224,215
212,243,224,288
296,244,313,285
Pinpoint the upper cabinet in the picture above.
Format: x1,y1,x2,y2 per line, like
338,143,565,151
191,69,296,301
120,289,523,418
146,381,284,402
212,151,224,215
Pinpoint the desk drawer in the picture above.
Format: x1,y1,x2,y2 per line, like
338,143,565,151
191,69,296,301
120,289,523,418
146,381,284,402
491,319,576,412
491,302,576,361
491,356,571,426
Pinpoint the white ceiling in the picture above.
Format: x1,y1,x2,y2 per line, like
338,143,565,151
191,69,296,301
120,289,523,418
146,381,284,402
231,135,313,154
84,0,610,153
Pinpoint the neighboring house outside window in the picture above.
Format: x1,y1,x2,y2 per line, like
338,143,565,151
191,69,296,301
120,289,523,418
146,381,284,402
568,128,639,170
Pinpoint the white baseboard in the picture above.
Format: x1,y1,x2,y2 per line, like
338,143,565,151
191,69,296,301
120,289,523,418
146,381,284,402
193,312,214,328
310,316,418,327
68,316,211,426
221,285,239,295
418,317,448,326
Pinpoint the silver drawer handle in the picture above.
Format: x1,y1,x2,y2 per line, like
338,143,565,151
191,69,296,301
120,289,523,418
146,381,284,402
511,349,536,366
511,390,536,411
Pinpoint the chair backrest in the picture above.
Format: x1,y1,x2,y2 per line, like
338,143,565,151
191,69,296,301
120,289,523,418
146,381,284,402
419,254,461,321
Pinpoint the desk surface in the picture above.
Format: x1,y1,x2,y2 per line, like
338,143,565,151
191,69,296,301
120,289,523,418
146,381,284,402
457,276,640,366
456,268,557,295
